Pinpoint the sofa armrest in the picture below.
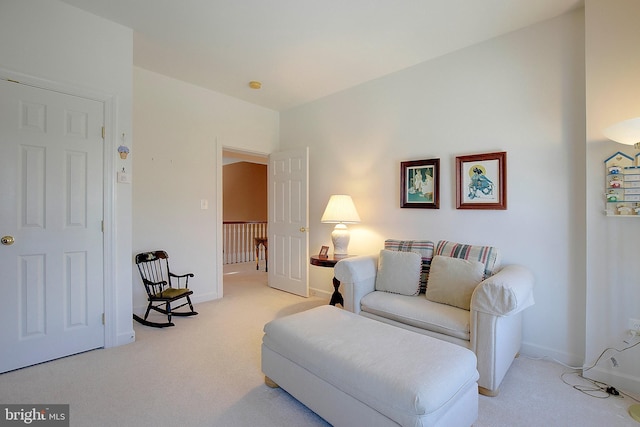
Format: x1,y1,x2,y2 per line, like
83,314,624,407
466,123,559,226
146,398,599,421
471,265,535,317
334,255,378,314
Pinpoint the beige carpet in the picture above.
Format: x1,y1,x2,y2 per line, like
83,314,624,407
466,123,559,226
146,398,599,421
0,262,638,426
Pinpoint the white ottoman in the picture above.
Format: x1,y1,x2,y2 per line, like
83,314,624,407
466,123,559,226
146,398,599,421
262,305,479,427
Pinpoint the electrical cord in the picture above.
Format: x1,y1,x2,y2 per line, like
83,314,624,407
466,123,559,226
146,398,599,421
525,339,640,400
523,354,583,370
581,339,640,374
619,388,640,404
560,371,623,399
563,339,640,399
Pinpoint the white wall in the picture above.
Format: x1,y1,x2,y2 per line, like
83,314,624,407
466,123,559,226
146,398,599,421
585,0,640,395
0,0,134,347
281,10,587,365
132,67,279,311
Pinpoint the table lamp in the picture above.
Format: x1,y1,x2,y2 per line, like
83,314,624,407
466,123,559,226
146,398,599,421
321,195,360,256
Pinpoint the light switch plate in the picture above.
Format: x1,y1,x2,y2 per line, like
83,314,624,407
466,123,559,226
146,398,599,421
117,171,131,184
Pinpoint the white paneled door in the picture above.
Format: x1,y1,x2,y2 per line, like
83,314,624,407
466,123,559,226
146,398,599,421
0,79,105,373
268,148,309,297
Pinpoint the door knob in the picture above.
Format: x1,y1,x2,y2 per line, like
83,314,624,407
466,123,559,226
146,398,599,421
1,235,15,246
300,227,308,232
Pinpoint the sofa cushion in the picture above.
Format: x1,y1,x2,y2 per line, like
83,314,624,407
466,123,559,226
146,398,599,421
384,239,434,293
425,255,485,310
435,240,500,278
375,249,422,296
361,291,471,340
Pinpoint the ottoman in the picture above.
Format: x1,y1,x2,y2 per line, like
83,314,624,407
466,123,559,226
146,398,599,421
261,305,479,427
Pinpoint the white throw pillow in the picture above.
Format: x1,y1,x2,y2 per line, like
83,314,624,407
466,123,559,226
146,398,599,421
374,249,422,296
425,255,485,310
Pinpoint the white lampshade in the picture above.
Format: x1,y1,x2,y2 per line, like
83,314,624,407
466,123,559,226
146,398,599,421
321,195,361,224
321,195,360,256
602,117,640,148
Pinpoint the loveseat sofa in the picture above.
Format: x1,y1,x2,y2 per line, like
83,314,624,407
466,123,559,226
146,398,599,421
334,239,535,396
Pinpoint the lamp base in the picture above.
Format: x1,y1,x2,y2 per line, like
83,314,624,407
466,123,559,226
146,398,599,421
630,403,640,423
331,224,350,256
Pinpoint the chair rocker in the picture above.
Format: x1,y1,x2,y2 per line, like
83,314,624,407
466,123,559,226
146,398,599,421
134,250,198,328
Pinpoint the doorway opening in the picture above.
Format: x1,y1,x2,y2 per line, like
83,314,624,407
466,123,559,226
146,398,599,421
221,148,268,293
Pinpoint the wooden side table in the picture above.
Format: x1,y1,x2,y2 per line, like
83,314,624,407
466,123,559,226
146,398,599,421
255,237,268,272
310,255,352,307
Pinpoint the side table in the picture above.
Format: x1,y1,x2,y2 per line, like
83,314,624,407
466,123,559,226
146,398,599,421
309,255,353,307
255,237,268,272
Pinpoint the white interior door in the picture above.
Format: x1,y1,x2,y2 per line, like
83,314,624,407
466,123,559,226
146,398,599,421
0,79,105,373
268,147,309,297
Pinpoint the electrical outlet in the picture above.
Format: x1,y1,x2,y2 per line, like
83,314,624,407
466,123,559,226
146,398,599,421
629,318,640,333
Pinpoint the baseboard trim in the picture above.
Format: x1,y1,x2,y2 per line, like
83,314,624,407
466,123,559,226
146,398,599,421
588,366,640,398
114,330,135,347
519,341,583,368
191,292,219,304
310,288,332,300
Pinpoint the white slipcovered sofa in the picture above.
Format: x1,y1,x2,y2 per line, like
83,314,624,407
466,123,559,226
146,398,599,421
334,239,535,396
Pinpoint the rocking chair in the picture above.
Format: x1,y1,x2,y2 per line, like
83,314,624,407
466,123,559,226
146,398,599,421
133,250,198,328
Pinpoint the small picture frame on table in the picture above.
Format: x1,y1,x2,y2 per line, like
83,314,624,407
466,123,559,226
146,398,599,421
456,151,507,210
319,246,329,258
400,158,440,209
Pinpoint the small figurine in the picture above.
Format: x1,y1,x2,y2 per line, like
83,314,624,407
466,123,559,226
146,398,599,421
118,145,129,159
609,166,622,174
618,205,633,215
609,177,622,188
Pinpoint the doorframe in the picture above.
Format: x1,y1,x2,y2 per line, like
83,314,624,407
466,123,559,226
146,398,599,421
0,67,118,348
215,140,223,299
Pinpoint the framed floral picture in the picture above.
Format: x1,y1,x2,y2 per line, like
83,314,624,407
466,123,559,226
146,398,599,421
400,158,440,209
456,151,507,210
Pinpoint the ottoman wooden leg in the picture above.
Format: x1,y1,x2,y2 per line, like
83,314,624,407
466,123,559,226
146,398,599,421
265,376,279,388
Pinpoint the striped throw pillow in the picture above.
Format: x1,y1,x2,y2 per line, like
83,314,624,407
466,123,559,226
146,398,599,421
434,240,500,278
384,239,435,293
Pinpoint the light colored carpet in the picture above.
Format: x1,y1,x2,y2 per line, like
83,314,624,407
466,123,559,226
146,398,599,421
0,262,638,426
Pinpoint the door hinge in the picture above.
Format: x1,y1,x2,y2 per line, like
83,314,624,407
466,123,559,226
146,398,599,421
101,220,104,232
6,79,20,84
102,313,105,325
101,126,105,139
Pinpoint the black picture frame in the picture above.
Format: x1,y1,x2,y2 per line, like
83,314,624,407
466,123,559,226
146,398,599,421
400,158,440,209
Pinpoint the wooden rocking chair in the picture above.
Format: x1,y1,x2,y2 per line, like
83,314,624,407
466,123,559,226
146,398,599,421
133,250,198,328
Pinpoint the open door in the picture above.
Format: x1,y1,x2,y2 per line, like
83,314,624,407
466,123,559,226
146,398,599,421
268,147,309,297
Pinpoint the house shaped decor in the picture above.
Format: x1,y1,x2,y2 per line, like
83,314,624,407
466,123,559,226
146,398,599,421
604,151,637,216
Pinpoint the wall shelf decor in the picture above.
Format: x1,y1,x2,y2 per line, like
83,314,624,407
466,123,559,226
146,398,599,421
604,151,640,216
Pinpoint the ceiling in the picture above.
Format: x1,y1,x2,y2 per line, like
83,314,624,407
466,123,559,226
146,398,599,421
59,0,583,112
